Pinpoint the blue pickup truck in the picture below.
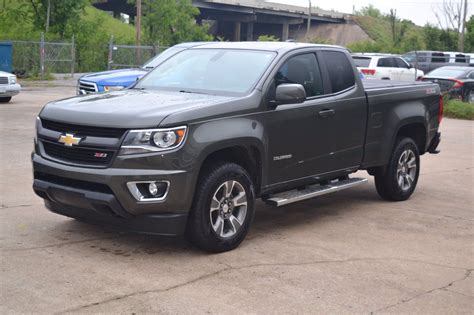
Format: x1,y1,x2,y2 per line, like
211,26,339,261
77,42,207,94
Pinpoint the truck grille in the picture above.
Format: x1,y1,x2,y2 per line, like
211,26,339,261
42,141,115,166
41,119,126,138
78,80,98,94
0,77,8,85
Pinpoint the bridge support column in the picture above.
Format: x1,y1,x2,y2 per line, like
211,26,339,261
246,22,254,41
282,21,289,41
234,21,241,41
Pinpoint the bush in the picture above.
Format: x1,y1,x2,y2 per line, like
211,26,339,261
444,99,474,120
257,35,279,42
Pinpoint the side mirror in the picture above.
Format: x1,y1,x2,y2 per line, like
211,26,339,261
274,83,306,105
408,63,414,69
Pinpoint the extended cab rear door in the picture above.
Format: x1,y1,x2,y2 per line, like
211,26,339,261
264,49,367,186
318,49,368,172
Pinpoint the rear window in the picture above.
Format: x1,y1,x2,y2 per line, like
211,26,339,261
427,68,467,78
322,51,355,93
352,56,371,68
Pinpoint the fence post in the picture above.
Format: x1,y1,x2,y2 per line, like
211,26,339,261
40,32,45,78
107,35,114,70
71,35,75,78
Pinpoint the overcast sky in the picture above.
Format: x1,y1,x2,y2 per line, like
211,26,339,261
270,0,473,27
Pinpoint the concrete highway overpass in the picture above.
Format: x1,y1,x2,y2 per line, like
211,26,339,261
92,0,370,44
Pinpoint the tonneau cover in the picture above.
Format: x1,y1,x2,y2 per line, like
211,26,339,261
362,79,433,91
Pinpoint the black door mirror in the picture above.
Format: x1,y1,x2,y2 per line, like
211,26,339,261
274,84,306,105
408,63,414,69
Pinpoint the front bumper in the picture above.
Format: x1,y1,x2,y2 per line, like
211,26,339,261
0,83,21,97
32,153,196,235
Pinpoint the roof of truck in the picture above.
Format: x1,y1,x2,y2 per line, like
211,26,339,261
185,41,346,52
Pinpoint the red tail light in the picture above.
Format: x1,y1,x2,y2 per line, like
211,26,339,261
361,69,376,75
451,79,464,89
438,95,443,124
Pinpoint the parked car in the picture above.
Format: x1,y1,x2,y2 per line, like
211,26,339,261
352,54,424,81
77,42,209,95
421,66,474,103
402,51,471,73
33,42,442,252
0,71,21,103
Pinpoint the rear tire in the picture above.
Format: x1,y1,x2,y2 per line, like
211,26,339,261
185,162,255,252
375,137,420,201
0,97,12,103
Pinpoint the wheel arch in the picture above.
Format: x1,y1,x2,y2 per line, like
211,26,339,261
197,141,264,196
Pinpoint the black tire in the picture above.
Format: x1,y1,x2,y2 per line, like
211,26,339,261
375,137,420,201
185,162,255,252
0,97,12,103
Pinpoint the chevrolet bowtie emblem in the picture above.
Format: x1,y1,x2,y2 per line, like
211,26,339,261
58,133,82,146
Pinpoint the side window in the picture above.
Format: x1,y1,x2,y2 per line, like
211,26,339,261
431,53,448,63
469,72,474,79
275,53,324,97
395,58,409,68
321,51,355,93
377,58,393,67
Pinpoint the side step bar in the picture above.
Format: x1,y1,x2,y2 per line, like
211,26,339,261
264,177,368,207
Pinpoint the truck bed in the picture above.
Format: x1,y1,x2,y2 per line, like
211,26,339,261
361,79,440,169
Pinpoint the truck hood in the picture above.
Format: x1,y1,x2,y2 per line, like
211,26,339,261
80,68,147,86
39,89,236,128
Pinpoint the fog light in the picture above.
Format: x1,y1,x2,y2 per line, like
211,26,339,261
149,182,158,196
127,181,170,202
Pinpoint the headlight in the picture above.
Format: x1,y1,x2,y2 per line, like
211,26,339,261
119,126,187,155
9,76,17,84
104,85,124,92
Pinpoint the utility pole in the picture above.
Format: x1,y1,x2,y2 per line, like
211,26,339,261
46,0,51,33
459,0,468,52
306,0,311,42
136,0,142,64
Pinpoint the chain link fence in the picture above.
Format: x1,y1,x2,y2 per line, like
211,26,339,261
10,34,168,77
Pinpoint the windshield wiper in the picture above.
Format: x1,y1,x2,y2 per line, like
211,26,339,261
179,90,203,94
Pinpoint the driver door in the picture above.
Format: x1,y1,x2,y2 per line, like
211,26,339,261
266,52,334,185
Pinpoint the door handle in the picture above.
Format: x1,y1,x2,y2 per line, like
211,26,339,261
318,109,335,118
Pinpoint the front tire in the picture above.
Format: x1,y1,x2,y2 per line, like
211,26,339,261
185,162,255,252
0,97,12,103
375,137,420,201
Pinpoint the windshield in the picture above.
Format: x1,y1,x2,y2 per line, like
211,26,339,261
142,47,185,69
427,68,467,78
136,49,276,95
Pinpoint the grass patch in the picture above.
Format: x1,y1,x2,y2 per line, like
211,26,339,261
444,99,474,120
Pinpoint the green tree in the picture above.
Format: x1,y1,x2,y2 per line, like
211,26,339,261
356,5,382,18
137,0,212,46
29,0,87,38
465,15,474,52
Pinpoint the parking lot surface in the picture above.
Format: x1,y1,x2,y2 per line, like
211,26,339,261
1,86,473,313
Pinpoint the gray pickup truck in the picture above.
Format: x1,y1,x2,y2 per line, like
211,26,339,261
32,42,442,252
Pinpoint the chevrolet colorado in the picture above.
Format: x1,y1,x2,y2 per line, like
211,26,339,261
32,42,442,252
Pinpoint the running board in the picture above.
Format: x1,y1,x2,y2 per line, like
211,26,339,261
264,177,368,207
